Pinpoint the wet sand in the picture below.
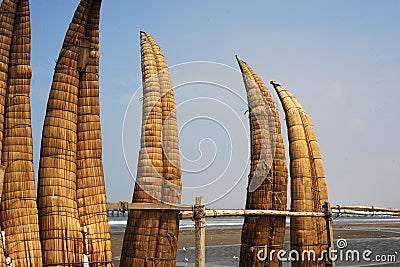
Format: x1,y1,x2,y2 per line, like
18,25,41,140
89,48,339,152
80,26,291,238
111,224,400,266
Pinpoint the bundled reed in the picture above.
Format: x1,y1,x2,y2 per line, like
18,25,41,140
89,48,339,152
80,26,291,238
147,32,182,265
0,0,42,265
271,81,328,266
0,0,11,263
76,1,113,266
38,1,111,266
282,84,328,263
0,0,15,160
236,57,288,267
121,32,182,267
120,31,164,267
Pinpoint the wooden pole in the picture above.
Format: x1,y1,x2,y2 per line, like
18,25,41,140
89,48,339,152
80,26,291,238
194,196,205,267
324,202,335,267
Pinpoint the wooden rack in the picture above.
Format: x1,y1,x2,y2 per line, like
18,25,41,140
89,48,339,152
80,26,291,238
107,197,400,267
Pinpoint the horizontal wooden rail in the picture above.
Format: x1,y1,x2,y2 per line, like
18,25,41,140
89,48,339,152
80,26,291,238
106,202,400,218
180,209,326,220
332,205,400,213
106,202,193,211
332,209,400,217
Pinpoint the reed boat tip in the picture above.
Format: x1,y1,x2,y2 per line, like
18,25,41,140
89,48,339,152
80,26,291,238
270,80,280,86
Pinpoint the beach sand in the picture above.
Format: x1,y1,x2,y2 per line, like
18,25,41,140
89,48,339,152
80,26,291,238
111,223,400,266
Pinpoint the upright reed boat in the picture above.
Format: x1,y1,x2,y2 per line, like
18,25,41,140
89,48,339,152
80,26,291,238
120,32,182,267
0,0,42,265
237,57,288,267
272,81,329,266
37,0,112,266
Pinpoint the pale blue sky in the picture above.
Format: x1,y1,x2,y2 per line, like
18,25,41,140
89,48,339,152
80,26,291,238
30,1,400,208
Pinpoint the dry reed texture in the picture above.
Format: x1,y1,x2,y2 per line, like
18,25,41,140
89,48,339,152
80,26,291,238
38,0,110,266
75,1,112,266
148,32,182,265
120,32,182,267
237,57,288,267
271,80,328,267
283,84,328,263
0,0,42,265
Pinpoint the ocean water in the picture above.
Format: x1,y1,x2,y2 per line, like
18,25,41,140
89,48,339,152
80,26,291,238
108,215,245,230
109,215,400,266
